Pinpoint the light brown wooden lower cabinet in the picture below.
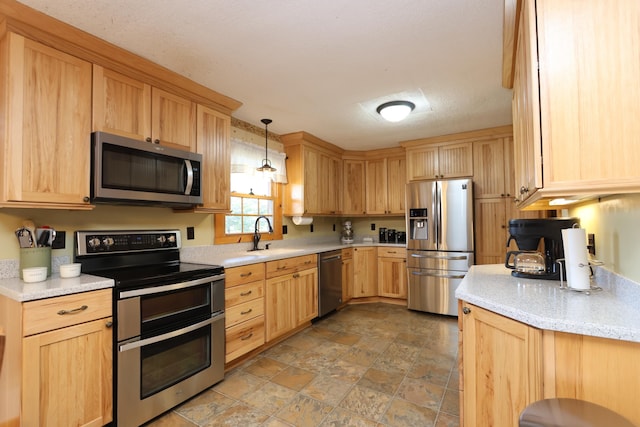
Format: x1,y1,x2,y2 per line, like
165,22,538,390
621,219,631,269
341,248,354,304
353,247,377,297
543,331,640,426
0,289,113,427
377,247,407,298
460,301,640,427
265,256,318,342
460,302,542,427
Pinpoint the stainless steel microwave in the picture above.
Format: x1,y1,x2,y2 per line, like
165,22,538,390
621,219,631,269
91,132,203,207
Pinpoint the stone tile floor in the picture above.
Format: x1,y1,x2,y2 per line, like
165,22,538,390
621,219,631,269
146,303,460,427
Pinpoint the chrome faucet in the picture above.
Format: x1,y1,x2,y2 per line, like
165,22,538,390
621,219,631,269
251,216,273,251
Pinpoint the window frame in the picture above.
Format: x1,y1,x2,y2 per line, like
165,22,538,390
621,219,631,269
214,182,283,244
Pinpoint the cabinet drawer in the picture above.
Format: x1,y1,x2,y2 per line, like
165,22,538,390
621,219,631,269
266,254,317,278
378,247,406,258
225,315,265,363
225,298,264,328
225,263,265,288
22,289,112,336
225,280,264,308
341,248,353,260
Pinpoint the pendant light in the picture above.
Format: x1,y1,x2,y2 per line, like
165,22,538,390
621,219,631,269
256,118,277,172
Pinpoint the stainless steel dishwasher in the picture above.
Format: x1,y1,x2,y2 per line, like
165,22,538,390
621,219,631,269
318,249,343,317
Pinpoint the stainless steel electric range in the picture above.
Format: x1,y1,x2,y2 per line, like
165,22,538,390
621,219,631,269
75,230,225,427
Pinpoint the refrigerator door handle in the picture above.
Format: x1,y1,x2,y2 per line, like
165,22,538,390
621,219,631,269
410,253,469,261
434,181,441,248
410,271,466,279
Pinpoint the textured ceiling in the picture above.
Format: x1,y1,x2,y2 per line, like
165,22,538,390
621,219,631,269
17,0,512,150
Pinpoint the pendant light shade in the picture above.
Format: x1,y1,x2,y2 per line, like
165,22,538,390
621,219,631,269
257,118,277,172
376,100,415,122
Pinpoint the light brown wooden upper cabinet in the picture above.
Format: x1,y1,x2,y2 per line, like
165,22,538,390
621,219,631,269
0,33,92,209
507,0,640,208
195,105,231,211
342,158,366,215
282,132,343,216
473,136,514,199
403,141,473,181
472,131,546,265
93,65,196,151
364,154,406,215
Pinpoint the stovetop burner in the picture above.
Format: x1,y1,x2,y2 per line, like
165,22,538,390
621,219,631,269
74,230,223,289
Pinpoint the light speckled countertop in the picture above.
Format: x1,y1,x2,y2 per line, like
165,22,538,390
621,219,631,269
455,264,640,343
0,240,404,302
0,274,114,302
180,241,405,268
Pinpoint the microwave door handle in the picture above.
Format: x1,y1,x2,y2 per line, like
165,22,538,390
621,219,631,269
184,159,194,195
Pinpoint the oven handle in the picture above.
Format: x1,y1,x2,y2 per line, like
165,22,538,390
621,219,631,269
119,312,225,352
119,274,225,299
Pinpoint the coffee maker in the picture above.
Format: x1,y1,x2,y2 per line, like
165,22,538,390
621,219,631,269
505,217,580,280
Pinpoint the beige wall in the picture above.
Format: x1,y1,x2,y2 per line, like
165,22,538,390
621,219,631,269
1,206,213,262
569,193,640,283
282,216,406,243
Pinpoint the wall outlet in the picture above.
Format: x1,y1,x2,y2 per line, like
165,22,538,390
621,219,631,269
371,223,376,231
282,225,288,235
186,227,195,240
587,233,596,255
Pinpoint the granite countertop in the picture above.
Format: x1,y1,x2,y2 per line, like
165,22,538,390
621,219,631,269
455,264,640,343
181,241,406,268
0,240,404,302
0,274,115,302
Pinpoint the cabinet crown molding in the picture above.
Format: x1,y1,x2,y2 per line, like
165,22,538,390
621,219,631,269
0,0,242,115
400,125,514,148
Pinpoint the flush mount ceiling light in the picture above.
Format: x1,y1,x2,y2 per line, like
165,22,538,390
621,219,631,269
376,100,416,122
256,118,277,172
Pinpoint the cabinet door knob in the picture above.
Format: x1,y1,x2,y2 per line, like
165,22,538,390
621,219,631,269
83,196,90,203
145,137,152,143
154,139,160,144
105,321,113,328
462,306,471,315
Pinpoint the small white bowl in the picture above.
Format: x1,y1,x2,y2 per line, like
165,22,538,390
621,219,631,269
59,263,82,278
22,267,48,283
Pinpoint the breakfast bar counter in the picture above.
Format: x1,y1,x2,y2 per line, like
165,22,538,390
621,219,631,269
455,264,640,343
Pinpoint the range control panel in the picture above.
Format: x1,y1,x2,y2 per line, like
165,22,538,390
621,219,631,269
75,230,181,255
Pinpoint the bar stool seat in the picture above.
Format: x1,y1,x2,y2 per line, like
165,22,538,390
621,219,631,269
519,398,636,427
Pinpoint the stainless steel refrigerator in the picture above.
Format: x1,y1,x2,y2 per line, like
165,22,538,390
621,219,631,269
406,178,474,315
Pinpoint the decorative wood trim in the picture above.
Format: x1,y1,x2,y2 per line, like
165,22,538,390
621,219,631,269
502,0,522,89
0,0,241,115
400,125,514,148
280,131,344,155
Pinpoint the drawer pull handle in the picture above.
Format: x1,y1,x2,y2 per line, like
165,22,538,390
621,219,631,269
240,272,253,277
277,266,287,270
57,305,88,315
240,290,253,296
241,308,253,315
293,273,300,278
304,261,312,264
241,332,254,341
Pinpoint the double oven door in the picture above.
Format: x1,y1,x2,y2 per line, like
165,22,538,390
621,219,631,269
116,274,225,427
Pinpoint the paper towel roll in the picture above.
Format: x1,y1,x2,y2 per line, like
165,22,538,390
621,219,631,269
292,216,313,226
561,228,590,290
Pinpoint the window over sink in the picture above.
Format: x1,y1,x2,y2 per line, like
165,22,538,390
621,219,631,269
214,138,285,244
